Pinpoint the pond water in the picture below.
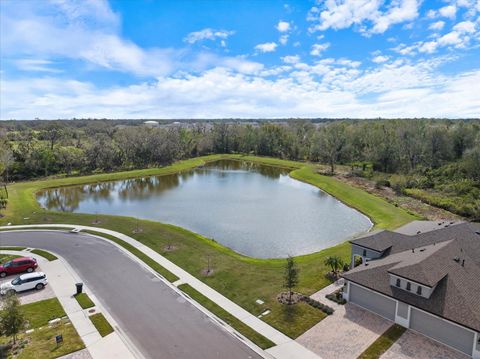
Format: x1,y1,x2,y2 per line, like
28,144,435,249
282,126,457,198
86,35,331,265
37,160,372,258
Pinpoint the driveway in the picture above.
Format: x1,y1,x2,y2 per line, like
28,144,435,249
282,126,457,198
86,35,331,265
297,285,391,359
0,230,261,359
381,329,469,359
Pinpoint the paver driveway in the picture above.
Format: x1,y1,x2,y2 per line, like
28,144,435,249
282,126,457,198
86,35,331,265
381,329,469,359
296,301,391,359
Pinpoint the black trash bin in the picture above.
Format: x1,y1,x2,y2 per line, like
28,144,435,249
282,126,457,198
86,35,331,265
75,283,83,295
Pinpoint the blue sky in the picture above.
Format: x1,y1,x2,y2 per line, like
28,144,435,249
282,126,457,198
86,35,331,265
1,0,479,119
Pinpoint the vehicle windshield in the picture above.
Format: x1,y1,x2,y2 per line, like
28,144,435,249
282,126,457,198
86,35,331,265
3,261,12,268
11,277,21,285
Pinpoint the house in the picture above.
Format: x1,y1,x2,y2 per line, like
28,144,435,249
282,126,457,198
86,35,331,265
342,222,480,358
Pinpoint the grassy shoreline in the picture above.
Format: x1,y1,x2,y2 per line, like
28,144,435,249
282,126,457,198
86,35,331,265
0,154,416,338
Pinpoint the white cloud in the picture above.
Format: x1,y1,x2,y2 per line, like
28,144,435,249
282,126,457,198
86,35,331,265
276,21,291,32
372,55,389,63
255,42,278,53
429,21,445,31
184,28,235,44
310,43,330,56
439,5,457,19
3,66,479,119
453,21,476,33
15,59,61,73
282,55,300,64
279,35,289,45
308,0,420,35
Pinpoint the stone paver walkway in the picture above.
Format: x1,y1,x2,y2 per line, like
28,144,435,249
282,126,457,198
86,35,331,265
381,329,469,359
297,302,391,359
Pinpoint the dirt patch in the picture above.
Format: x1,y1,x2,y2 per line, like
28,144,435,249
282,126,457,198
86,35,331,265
163,245,177,252
335,174,461,221
201,268,215,276
277,291,304,305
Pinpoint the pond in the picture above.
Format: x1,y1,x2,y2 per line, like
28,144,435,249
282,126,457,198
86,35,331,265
37,160,372,258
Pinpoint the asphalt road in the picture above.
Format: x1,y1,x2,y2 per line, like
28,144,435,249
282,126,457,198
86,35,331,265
0,230,262,359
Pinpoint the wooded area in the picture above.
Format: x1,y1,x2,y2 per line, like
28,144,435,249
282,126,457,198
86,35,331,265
0,119,479,219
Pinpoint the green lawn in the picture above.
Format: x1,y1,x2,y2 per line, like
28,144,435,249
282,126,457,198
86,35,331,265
30,249,58,261
74,293,95,309
0,320,84,359
89,313,114,337
0,154,417,338
358,324,407,359
179,284,275,349
20,298,66,329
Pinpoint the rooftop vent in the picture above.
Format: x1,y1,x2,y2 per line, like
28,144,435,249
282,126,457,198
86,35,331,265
420,248,426,252
454,256,460,263
412,248,415,253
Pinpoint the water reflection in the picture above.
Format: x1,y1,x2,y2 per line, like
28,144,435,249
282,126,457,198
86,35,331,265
37,160,372,258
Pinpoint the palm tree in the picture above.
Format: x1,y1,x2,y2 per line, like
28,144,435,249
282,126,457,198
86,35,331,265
324,256,344,278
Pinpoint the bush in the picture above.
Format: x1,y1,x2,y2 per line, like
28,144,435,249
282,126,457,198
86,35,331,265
302,296,334,315
0,198,7,209
375,179,390,189
325,289,347,305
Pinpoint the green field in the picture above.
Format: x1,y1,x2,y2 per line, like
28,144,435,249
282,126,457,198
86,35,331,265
0,154,416,338
358,324,406,359
30,249,58,261
74,293,95,310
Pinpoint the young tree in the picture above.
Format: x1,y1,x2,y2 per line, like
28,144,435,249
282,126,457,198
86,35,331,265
324,256,345,278
0,294,27,344
283,256,299,304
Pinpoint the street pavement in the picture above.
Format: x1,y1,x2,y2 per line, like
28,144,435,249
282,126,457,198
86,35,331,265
0,230,261,359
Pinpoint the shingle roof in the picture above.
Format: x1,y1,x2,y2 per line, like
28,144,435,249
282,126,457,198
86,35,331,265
343,222,480,332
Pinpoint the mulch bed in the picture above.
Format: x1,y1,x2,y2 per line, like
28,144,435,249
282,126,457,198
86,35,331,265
277,291,304,305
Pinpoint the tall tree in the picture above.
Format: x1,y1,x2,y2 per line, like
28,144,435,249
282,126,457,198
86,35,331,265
283,256,299,304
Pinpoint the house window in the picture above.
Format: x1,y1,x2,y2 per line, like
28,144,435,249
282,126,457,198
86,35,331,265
406,282,411,291
396,278,401,287
362,249,367,257
416,286,422,295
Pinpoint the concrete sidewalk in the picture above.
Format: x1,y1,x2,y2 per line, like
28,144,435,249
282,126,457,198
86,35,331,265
1,224,321,359
0,249,137,359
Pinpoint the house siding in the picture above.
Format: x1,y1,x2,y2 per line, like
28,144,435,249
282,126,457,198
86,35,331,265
349,283,396,321
410,307,475,356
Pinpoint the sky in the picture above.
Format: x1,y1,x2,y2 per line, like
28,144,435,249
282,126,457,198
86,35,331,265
1,0,479,119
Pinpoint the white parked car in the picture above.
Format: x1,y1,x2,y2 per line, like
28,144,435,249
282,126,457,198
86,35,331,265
0,272,48,295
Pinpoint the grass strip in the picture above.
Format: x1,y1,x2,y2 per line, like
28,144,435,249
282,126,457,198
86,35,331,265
20,298,66,329
178,283,275,349
74,293,95,310
358,324,407,359
0,246,27,251
89,313,114,337
82,230,179,282
30,249,58,261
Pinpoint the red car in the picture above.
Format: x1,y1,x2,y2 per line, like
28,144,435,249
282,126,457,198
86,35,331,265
0,257,38,278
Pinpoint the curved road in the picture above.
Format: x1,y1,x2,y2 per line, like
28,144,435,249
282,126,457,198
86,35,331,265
0,230,261,359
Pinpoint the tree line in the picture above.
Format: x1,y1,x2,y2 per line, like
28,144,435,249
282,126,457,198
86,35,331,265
0,119,479,217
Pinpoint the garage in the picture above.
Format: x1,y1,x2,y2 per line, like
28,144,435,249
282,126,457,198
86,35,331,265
410,307,474,356
349,283,396,321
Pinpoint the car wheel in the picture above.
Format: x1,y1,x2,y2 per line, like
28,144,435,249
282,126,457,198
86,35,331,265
0,272,6,278
35,283,44,290
26,267,34,273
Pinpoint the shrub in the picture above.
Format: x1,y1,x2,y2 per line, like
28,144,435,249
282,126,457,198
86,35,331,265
326,289,347,305
375,179,390,189
302,296,334,315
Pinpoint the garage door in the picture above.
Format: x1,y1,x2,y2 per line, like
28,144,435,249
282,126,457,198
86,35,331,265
410,308,474,356
349,283,395,320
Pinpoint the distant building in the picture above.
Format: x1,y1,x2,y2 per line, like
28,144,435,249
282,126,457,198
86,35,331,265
143,120,159,128
342,222,480,358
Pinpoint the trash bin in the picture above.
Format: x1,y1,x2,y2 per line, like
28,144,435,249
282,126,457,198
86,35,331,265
75,283,83,295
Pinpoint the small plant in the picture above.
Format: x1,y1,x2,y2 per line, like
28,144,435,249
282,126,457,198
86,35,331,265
302,296,334,315
326,289,347,305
